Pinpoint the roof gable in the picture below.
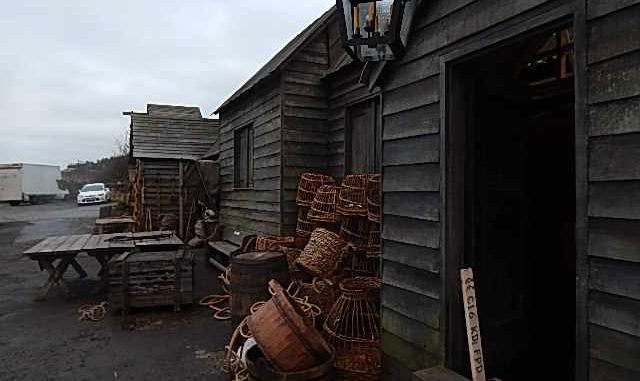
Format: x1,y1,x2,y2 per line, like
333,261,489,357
216,7,336,113
127,105,219,160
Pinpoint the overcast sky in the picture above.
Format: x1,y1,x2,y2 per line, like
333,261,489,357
0,0,333,168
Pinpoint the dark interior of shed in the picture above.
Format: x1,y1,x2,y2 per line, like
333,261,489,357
450,28,576,381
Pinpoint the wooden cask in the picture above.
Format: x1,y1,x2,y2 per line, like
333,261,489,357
230,251,290,327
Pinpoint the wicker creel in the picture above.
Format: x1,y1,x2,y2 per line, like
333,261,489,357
337,175,368,216
308,185,340,223
366,174,381,223
295,228,347,279
366,222,381,258
296,173,335,207
340,216,369,250
255,235,295,252
322,277,382,380
348,249,381,278
296,207,314,239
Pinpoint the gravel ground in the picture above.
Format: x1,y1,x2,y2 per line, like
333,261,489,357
0,201,229,381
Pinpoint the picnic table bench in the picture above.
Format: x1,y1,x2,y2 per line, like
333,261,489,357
24,231,183,300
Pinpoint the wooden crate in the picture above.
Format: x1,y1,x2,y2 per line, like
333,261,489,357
108,249,194,318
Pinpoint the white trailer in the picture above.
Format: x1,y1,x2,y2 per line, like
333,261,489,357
0,163,65,205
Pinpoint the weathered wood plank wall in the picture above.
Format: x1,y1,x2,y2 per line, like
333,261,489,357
586,1,640,379
218,78,283,234
141,160,180,229
377,0,574,378
281,28,331,233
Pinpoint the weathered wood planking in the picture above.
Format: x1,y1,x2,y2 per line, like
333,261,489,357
589,323,640,373
587,0,640,20
383,239,441,274
588,96,640,136
588,50,640,104
587,3,640,64
589,218,640,263
381,330,440,372
590,357,640,381
383,191,440,221
589,181,640,219
382,306,441,354
589,290,640,337
589,133,640,181
382,284,441,330
589,257,640,300
382,259,441,300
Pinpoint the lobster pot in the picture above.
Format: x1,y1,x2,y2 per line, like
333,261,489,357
308,185,340,223
296,173,335,207
230,251,290,327
295,228,347,279
296,207,314,239
248,280,333,372
366,222,381,258
339,216,369,250
337,175,368,217
322,277,382,380
255,235,295,252
366,174,381,223
108,249,194,311
246,344,335,381
348,249,381,278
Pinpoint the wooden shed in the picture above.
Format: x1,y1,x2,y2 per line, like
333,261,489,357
126,104,219,238
215,2,639,380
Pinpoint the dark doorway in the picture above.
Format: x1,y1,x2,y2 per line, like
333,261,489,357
446,28,576,381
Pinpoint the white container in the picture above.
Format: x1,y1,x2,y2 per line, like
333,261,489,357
0,163,65,204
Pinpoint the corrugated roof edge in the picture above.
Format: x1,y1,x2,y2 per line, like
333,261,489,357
214,6,337,114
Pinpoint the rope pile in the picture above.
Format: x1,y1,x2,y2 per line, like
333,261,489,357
199,267,232,320
78,302,108,322
223,283,321,381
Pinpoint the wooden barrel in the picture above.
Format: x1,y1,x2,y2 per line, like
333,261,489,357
230,251,290,327
245,343,335,381
247,280,332,372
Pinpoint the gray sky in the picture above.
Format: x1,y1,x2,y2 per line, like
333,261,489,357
0,0,333,168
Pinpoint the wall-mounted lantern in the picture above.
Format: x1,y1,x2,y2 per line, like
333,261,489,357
336,0,420,61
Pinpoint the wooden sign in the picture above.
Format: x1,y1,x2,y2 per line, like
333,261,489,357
461,268,486,381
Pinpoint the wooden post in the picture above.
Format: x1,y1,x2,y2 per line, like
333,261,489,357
461,268,486,381
179,161,184,239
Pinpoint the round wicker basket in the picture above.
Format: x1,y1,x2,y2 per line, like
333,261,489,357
337,175,368,216
295,228,347,279
255,235,295,252
322,277,382,380
366,174,381,223
296,207,314,239
296,173,335,207
308,185,340,223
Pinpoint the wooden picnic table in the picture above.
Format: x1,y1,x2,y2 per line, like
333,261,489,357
94,217,136,234
24,231,183,300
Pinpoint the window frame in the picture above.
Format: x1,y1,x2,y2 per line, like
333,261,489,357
234,124,254,189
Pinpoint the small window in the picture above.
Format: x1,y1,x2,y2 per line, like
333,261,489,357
234,124,254,188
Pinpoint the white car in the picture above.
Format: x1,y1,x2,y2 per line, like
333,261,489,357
77,183,111,206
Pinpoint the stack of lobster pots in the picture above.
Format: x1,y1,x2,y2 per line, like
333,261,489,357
224,172,383,381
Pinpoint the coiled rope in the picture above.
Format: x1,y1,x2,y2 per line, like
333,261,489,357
199,267,232,320
78,301,108,322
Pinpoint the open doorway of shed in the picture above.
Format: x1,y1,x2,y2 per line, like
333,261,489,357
445,27,576,381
